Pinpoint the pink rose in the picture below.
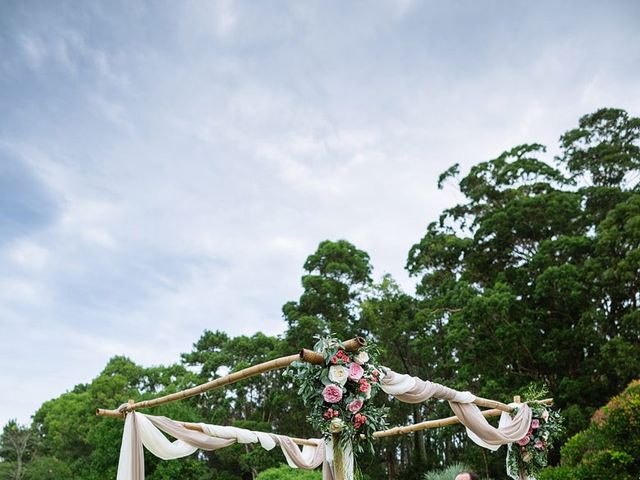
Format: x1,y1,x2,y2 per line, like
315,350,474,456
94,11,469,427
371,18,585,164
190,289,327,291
354,413,367,429
348,362,364,381
517,436,530,446
359,378,370,393
531,419,540,429
541,410,549,421
347,399,363,413
534,439,545,450
322,384,343,403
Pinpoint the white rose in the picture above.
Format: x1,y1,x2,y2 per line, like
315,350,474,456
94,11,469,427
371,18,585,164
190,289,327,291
354,351,370,365
328,365,349,386
329,418,344,433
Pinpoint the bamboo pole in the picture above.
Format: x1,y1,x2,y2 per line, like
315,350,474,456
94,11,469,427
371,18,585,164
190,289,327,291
373,398,554,438
97,337,367,417
300,349,324,365
332,433,346,480
342,336,367,351
97,353,300,418
472,396,512,412
180,422,320,447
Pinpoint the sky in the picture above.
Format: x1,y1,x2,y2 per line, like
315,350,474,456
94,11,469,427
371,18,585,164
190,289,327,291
1,0,639,427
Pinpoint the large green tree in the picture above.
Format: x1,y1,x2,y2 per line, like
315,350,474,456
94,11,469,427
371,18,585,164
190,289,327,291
404,108,640,477
283,240,373,345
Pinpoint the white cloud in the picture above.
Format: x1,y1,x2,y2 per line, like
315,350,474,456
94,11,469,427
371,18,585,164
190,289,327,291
8,240,50,271
19,34,46,70
0,277,49,305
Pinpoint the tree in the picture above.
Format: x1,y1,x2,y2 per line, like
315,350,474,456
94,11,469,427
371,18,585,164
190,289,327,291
23,457,72,479
30,356,203,479
284,240,373,345
0,420,36,479
182,332,296,478
405,108,640,477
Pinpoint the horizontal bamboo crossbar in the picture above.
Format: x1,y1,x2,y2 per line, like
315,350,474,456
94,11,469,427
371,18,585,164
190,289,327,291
97,337,367,418
101,398,553,445
180,422,320,447
373,398,554,438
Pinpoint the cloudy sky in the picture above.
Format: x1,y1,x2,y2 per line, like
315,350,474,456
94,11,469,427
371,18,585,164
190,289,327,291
1,0,639,427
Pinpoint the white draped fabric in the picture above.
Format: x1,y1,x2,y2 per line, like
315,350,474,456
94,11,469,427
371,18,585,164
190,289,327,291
116,412,327,480
380,368,532,450
325,436,354,480
198,424,276,450
115,369,533,479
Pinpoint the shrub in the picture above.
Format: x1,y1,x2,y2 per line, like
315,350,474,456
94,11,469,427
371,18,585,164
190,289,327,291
256,464,322,480
540,380,640,480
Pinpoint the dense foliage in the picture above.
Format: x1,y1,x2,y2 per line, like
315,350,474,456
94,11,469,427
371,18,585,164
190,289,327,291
256,464,323,480
1,108,638,480
539,380,640,480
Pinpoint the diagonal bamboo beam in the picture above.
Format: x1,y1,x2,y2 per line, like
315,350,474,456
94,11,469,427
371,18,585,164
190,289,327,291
97,337,366,418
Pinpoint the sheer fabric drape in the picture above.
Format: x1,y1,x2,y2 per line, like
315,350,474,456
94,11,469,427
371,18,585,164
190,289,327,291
116,412,326,480
380,368,532,448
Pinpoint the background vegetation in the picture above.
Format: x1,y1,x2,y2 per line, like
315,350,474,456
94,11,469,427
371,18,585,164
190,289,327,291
1,108,638,479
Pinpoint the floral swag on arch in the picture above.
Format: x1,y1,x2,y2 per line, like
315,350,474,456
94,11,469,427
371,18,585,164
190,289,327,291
287,337,389,479
288,337,563,480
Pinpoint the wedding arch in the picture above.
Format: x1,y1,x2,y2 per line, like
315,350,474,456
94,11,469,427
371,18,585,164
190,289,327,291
97,336,555,480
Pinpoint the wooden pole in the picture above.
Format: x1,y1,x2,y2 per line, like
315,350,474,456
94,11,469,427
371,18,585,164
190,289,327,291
180,422,320,447
97,353,300,418
332,433,345,480
472,397,512,412
373,398,553,438
97,337,367,417
300,349,324,365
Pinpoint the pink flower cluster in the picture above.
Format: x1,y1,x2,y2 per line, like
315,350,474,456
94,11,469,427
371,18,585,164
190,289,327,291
348,362,364,381
347,399,363,413
517,415,545,449
323,408,340,420
354,413,367,429
330,350,349,365
359,378,370,393
318,347,380,433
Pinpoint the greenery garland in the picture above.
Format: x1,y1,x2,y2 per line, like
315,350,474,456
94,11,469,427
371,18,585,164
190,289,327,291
506,386,564,479
287,336,389,456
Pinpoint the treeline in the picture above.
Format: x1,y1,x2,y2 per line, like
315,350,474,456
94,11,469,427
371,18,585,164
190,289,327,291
1,108,639,480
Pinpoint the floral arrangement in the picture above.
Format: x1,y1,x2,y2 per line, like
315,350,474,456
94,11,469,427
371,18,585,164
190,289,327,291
507,387,564,479
287,336,388,455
